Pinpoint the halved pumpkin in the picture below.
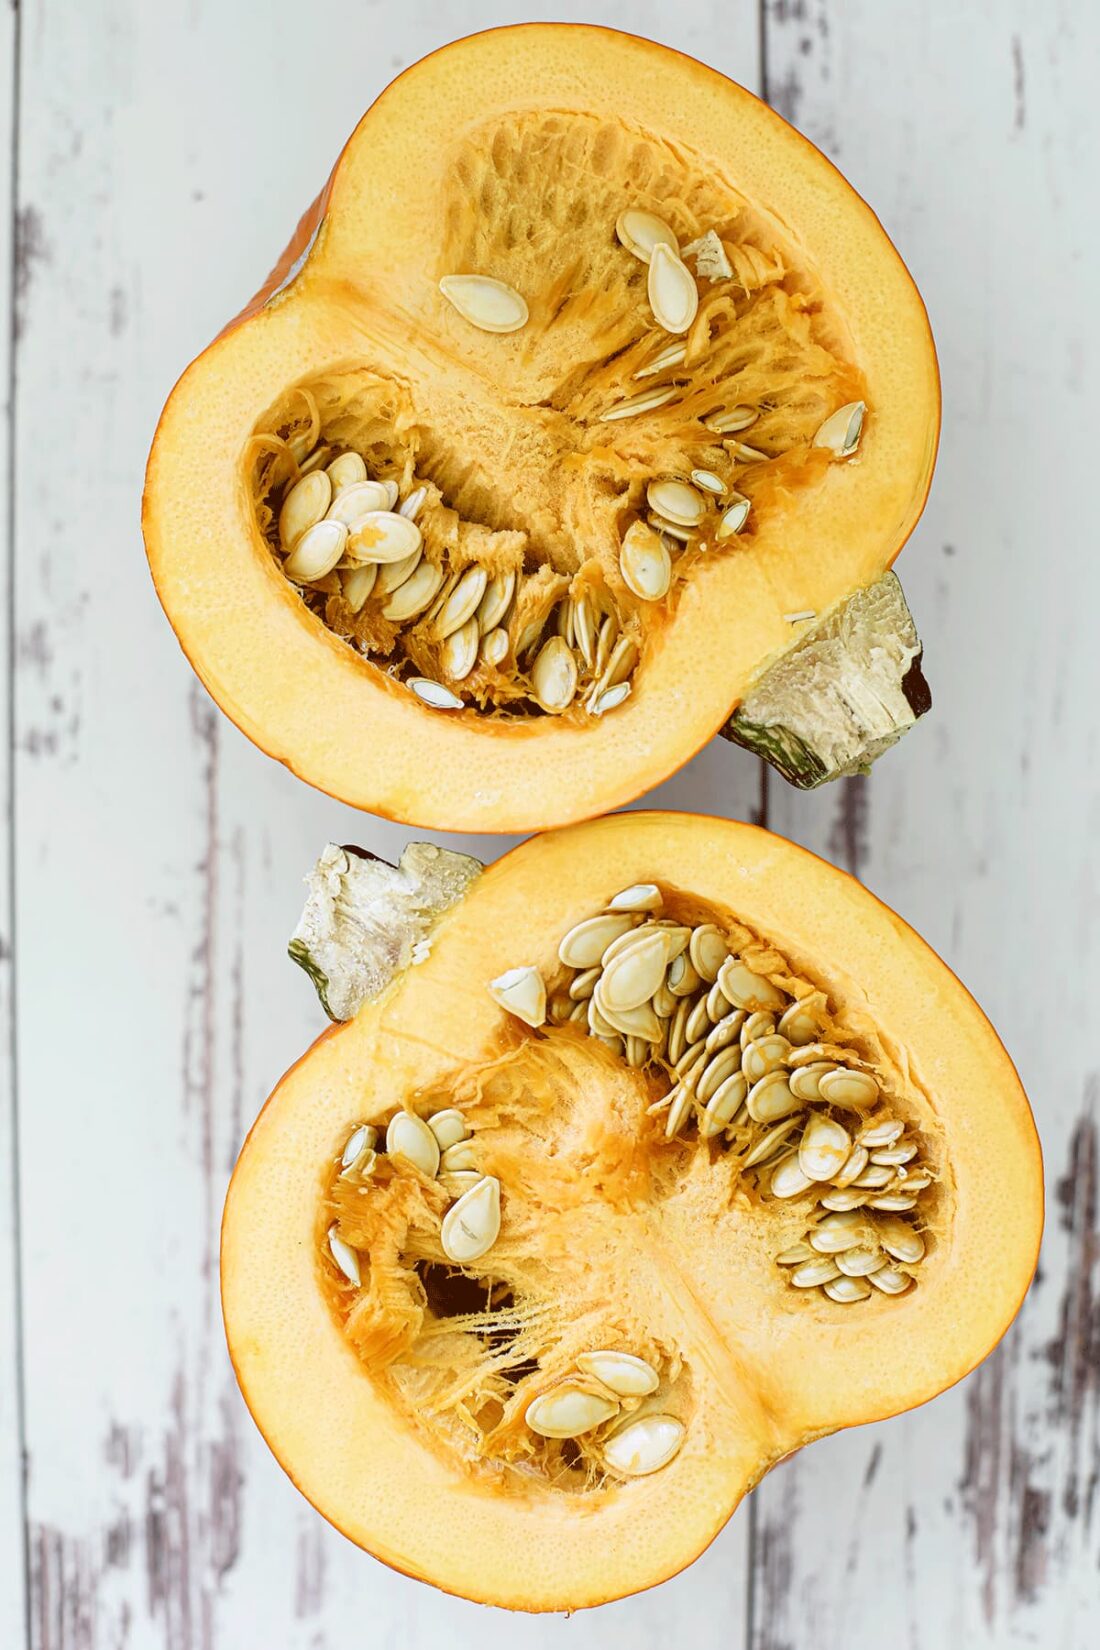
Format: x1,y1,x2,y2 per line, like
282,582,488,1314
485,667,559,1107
145,24,939,832
222,813,1040,1610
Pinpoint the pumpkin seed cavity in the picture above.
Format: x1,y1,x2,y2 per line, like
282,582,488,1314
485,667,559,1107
247,112,867,722
317,874,936,1502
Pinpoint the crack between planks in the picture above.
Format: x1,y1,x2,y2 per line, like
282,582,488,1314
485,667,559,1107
5,2,30,1647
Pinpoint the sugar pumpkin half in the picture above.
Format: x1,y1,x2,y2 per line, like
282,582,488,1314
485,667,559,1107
144,25,939,832
221,812,1040,1611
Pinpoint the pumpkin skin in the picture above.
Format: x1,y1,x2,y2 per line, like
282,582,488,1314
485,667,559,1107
221,812,1040,1612
144,25,939,832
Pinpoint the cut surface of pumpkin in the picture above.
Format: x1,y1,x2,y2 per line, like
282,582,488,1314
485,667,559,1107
145,25,939,831
222,813,1040,1611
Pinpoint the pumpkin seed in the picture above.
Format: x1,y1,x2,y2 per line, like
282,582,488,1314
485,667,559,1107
616,208,678,264
477,570,517,633
441,1175,501,1263
868,1193,918,1212
818,1068,879,1107
373,538,422,599
531,636,578,713
726,439,769,462
479,627,509,667
408,677,464,711
858,1118,905,1148
619,521,672,601
741,1011,776,1048
325,452,367,491
488,964,547,1028
808,1210,866,1253
814,400,865,457
715,497,750,538
696,1045,742,1104
386,1111,440,1179
398,485,428,521
440,1140,478,1174
799,1114,851,1181
833,1143,870,1189
648,243,699,334
852,1164,893,1190
791,1256,841,1288
633,341,688,378
719,959,786,1013
778,1000,821,1046
427,1110,467,1152
283,519,347,582
591,682,631,715
776,1241,816,1266
326,479,392,526
525,1384,619,1439
685,995,712,1046
568,966,601,1002
823,1275,872,1303
439,274,528,333
789,1062,836,1102
871,1142,918,1167
646,478,705,527
740,1114,800,1167
665,1086,695,1137
748,1072,801,1124
771,1152,814,1199
700,1070,749,1135
560,914,637,968
868,1266,913,1295
705,405,757,434
341,1123,377,1168
688,926,728,982
602,1414,684,1476
875,1215,926,1264
599,386,678,422
835,1245,887,1278
345,512,423,565
383,561,445,622
327,1224,361,1286
342,563,378,612
279,469,332,547
741,1034,791,1084
600,931,674,1012
596,990,662,1043
436,566,489,639
441,616,480,682
576,1350,659,1397
690,467,725,495
646,512,694,542
608,884,662,914
820,1188,869,1213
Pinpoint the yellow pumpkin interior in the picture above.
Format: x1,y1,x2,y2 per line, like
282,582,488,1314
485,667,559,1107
222,813,1040,1610
145,25,938,830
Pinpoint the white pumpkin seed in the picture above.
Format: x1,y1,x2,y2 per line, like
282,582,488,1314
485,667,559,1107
599,386,677,422
648,242,699,334
719,959,786,1013
345,511,423,565
741,1034,791,1084
808,1210,867,1253
441,1175,501,1264
776,1241,816,1266
283,518,348,582
342,563,378,612
799,1114,852,1182
789,1062,836,1102
600,931,674,1012
279,469,332,547
441,616,480,682
476,570,517,633
690,468,726,495
705,406,757,434
408,677,464,711
747,1071,801,1124
436,566,489,639
383,561,445,622
559,914,637,968
602,1414,684,1476
398,485,428,521
576,1350,659,1397
440,1140,477,1173
439,274,528,333
833,1143,870,1189
525,1384,619,1439
607,884,662,914
615,208,678,264
835,1245,887,1278
427,1109,468,1152
531,636,578,714
818,1068,879,1107
791,1256,841,1288
325,452,367,491
386,1111,440,1178
374,546,423,597
327,1224,360,1286
857,1118,905,1148
814,400,865,457
778,1000,821,1047
633,341,688,378
325,479,392,526
824,1275,872,1303
488,964,546,1028
875,1215,926,1264
771,1152,814,1199
646,479,705,527
591,682,631,715
715,497,750,538
868,1265,913,1295
341,1123,377,1168
479,626,509,667
619,521,672,601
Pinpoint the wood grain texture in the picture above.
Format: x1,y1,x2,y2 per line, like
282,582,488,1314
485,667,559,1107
758,3,1098,1646
0,5,25,1646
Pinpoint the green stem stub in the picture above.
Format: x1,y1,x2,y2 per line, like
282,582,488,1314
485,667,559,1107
723,572,931,789
289,841,482,1021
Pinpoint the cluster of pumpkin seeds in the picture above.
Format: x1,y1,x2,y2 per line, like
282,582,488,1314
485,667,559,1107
261,196,864,721
488,882,932,1305
325,1108,502,1289
524,1349,684,1478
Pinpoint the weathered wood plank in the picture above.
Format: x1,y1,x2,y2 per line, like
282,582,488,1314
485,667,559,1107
12,3,762,1645
757,3,1099,1646
0,2,26,1644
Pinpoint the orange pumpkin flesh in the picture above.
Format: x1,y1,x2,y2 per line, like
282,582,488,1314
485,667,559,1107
145,25,938,831
221,813,1040,1610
